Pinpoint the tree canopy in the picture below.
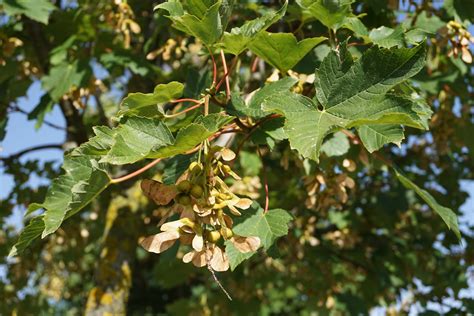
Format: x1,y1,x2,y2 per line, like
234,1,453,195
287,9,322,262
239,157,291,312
1,0,474,314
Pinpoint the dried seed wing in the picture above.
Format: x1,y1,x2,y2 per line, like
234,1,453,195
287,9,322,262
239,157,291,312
192,234,204,251
141,179,178,205
140,231,180,254
192,251,207,267
210,247,230,272
235,198,252,210
231,236,261,253
221,148,236,161
182,251,195,263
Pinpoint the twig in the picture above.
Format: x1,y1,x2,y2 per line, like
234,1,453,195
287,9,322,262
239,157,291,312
165,102,203,118
110,158,163,184
205,45,217,86
170,98,202,105
207,263,232,300
251,56,259,73
257,146,269,213
204,95,210,116
219,49,231,102
216,55,238,92
0,144,63,162
10,106,66,131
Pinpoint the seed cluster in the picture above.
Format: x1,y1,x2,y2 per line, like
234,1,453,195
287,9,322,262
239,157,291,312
140,146,260,272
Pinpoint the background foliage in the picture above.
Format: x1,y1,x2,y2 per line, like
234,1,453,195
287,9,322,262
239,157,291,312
1,0,474,314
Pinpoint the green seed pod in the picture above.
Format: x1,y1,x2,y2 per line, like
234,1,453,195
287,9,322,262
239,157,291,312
190,184,204,198
177,180,192,192
220,227,233,239
207,230,221,243
178,195,192,206
189,161,203,173
222,165,232,173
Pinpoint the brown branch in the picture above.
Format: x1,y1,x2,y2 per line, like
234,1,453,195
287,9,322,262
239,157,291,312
59,99,89,145
10,105,66,131
0,144,63,162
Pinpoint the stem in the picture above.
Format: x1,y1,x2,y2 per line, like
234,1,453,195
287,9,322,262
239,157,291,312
219,49,231,102
215,55,238,92
251,56,259,73
110,158,163,184
165,102,203,118
206,45,217,86
204,94,209,116
207,263,233,301
170,98,202,105
257,146,269,214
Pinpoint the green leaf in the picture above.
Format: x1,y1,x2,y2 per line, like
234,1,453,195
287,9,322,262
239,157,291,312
340,16,369,37
101,117,174,165
357,124,404,153
148,114,233,159
2,0,56,24
42,60,91,101
248,32,327,73
27,94,54,129
321,132,350,157
228,77,298,119
162,154,196,185
72,126,115,158
369,26,405,48
41,157,110,237
232,207,292,250
297,0,355,30
156,0,223,45
117,82,184,119
224,240,254,271
262,43,428,161
101,114,232,165
8,217,45,257
225,206,292,270
220,1,288,55
394,169,461,240
413,11,446,34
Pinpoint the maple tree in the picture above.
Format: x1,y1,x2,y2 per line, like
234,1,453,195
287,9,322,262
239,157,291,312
1,0,474,314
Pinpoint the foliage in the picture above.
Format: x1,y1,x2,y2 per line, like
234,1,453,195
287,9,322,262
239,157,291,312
1,0,474,314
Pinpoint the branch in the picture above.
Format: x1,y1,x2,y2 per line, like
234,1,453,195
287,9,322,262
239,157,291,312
10,105,66,131
0,144,63,162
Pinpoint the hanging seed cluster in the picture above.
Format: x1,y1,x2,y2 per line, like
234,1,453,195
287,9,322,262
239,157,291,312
140,146,260,272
